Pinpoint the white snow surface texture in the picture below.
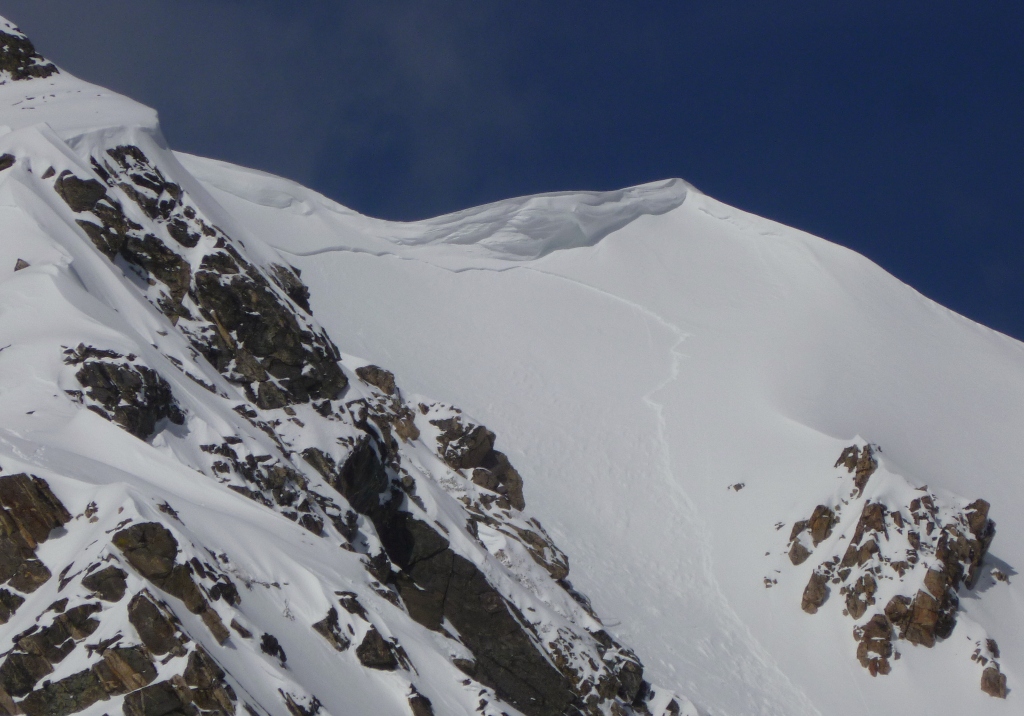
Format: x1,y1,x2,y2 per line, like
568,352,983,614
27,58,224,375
0,14,1018,716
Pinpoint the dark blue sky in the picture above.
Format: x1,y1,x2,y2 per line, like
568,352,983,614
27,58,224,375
5,1,1023,340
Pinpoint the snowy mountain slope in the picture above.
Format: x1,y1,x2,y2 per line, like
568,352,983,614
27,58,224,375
180,113,1024,714
0,18,695,716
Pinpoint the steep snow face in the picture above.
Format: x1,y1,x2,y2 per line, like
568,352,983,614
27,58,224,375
181,115,1024,714
0,17,696,716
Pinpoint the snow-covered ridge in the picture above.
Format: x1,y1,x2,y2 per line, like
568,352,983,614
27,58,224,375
0,18,697,716
179,153,691,269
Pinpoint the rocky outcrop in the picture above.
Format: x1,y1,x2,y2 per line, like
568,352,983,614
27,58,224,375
431,416,525,510
81,565,128,602
0,474,70,594
114,523,230,644
65,345,185,439
789,444,1003,691
0,24,57,82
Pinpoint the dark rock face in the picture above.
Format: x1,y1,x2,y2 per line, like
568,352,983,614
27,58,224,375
307,440,580,716
260,634,286,666
0,588,24,623
18,668,108,716
0,474,70,594
311,608,350,652
58,145,348,411
66,345,185,439
123,678,197,716
853,614,893,676
81,565,128,602
128,592,182,656
0,27,58,82
407,687,433,716
115,523,229,644
183,647,236,713
355,627,397,671
431,417,525,510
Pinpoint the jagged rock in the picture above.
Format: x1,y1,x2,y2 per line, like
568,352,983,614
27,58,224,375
184,647,236,713
13,258,28,271
355,627,398,671
128,592,181,656
70,349,185,439
7,560,50,593
18,668,108,716
268,264,312,313
0,588,24,623
0,473,72,546
0,475,64,594
0,27,58,82
312,607,351,652
260,633,287,665
96,646,157,693
844,573,877,620
981,665,1007,698
123,677,197,716
81,565,128,602
0,652,53,697
854,614,893,676
113,522,225,641
407,687,433,716
17,603,101,663
230,619,252,639
55,173,108,213
431,417,525,510
0,155,13,172
835,444,878,495
114,522,179,580
356,365,397,396
801,572,829,614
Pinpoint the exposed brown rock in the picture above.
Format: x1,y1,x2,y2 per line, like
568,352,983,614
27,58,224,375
184,647,236,713
801,572,829,614
356,365,397,396
854,614,893,676
431,417,525,510
0,474,71,547
981,665,1008,698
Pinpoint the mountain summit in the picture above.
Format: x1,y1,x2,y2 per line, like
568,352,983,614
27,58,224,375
0,14,1019,716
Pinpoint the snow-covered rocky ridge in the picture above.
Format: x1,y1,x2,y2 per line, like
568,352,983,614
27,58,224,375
0,18,691,716
0,13,1020,716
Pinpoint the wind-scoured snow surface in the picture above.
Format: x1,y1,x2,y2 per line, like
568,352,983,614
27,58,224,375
183,122,1024,714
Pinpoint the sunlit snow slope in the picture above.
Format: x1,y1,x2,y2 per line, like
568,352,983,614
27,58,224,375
181,145,1024,716
0,16,698,716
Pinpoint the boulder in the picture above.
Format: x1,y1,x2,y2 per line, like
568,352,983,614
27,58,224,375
81,565,128,602
355,628,397,671
981,665,1007,699
128,592,181,656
